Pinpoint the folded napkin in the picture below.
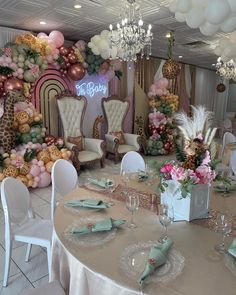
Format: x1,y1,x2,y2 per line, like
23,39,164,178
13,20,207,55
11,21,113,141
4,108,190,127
88,178,108,189
228,238,236,258
139,238,174,285
65,199,111,209
71,218,126,236
138,170,149,182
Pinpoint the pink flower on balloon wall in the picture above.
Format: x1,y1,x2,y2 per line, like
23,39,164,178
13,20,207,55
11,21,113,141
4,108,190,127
195,165,216,184
149,111,167,128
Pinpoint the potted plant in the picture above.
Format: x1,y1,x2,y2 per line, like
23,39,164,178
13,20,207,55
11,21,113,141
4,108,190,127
157,106,217,221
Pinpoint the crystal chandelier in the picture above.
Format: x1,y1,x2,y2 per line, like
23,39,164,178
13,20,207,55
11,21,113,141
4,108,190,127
216,57,236,81
109,0,153,62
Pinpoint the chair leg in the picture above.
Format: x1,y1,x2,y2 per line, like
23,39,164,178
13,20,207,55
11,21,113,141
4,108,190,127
25,243,32,262
46,245,52,282
3,239,12,287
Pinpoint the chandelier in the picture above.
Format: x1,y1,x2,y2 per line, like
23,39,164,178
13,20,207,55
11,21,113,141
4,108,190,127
216,57,236,81
108,0,153,62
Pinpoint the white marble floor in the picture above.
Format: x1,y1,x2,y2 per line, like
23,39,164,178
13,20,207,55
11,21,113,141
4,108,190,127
0,155,173,295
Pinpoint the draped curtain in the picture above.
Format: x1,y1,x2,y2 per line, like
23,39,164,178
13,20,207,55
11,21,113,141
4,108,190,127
0,26,29,47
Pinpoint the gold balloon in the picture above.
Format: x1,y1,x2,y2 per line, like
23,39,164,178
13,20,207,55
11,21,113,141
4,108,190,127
4,78,24,93
67,63,86,81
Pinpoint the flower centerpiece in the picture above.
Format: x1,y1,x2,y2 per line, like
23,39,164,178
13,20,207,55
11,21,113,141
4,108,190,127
157,106,217,221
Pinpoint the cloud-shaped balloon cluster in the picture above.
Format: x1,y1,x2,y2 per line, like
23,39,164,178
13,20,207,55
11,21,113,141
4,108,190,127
169,0,236,36
214,31,236,62
88,30,118,60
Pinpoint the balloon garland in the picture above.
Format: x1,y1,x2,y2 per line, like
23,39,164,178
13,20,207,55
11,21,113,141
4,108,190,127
146,78,179,155
0,30,123,98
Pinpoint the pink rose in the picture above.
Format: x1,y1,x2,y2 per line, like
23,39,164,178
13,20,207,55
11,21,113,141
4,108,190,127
195,165,215,184
160,163,173,174
170,166,186,181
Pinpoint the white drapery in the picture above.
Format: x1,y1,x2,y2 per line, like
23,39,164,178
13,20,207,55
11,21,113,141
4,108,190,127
0,26,29,47
195,67,229,124
154,59,165,81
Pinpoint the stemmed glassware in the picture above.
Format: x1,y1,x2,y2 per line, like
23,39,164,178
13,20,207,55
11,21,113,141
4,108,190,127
215,213,232,253
105,179,116,206
125,194,139,228
158,203,174,242
121,170,130,195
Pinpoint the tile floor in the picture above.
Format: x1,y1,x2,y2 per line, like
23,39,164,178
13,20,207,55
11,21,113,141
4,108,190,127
0,155,172,295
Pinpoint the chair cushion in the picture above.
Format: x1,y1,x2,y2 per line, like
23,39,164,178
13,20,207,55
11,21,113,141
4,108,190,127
110,131,125,144
78,150,101,163
67,136,84,151
118,144,137,154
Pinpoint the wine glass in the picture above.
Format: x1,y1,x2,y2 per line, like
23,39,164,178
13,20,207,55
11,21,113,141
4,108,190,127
158,203,174,242
121,170,130,195
105,179,116,206
215,213,232,253
145,166,156,186
125,194,139,228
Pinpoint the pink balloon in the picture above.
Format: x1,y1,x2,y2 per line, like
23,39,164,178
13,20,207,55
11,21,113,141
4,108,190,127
38,160,44,167
40,166,46,172
38,171,51,188
30,164,41,177
49,31,64,48
37,32,47,38
156,89,163,96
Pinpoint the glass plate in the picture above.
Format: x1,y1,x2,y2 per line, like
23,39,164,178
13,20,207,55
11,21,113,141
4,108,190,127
84,183,106,192
119,241,185,284
224,253,236,276
64,215,117,247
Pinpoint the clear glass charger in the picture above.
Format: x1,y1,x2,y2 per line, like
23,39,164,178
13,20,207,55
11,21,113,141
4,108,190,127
64,215,117,247
119,240,185,284
84,182,106,192
224,253,236,276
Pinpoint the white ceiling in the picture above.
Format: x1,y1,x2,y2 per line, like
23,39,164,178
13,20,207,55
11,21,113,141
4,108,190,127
0,0,231,69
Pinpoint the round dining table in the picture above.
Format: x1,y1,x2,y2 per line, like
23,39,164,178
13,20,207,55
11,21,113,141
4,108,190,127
51,176,236,295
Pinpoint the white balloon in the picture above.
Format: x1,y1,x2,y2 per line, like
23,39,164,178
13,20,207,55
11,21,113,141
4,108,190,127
98,39,109,51
176,0,192,13
169,0,178,13
227,0,236,13
220,16,236,33
91,35,101,45
199,21,219,36
88,42,93,49
192,0,208,8
110,47,118,59
92,47,100,55
205,0,230,25
100,30,109,38
175,11,186,22
186,8,205,28
101,52,109,59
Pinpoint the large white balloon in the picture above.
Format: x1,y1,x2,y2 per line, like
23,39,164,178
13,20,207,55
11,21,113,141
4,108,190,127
91,35,101,45
176,0,192,13
199,21,219,36
192,0,208,8
220,16,236,33
227,0,236,13
169,0,178,13
186,8,205,28
175,11,186,22
205,0,230,25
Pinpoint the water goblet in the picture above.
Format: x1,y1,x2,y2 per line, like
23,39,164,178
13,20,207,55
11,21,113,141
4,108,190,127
125,194,139,229
158,203,174,242
215,213,232,253
121,170,130,195
105,179,116,206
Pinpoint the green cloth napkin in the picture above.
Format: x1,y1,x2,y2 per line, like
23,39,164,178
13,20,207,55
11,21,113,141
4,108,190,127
139,238,174,285
71,218,126,236
88,178,108,189
228,238,236,258
65,199,111,209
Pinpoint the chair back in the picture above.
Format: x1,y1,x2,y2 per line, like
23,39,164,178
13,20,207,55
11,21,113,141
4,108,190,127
1,177,32,225
230,151,236,175
120,151,145,173
57,91,87,144
220,132,236,158
223,118,232,129
102,97,129,133
51,159,78,219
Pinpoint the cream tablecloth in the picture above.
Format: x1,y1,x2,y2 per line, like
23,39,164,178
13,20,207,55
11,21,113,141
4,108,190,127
52,185,236,295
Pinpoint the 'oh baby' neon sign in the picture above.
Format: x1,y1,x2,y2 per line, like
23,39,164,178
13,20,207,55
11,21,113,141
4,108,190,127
75,80,108,98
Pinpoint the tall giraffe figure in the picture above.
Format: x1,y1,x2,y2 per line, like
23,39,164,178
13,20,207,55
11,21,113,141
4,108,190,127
135,115,147,154
0,91,25,153
93,115,104,139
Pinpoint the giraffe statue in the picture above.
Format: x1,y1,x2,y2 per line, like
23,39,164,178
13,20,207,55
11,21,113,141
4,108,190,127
135,115,147,154
93,115,104,139
0,91,25,153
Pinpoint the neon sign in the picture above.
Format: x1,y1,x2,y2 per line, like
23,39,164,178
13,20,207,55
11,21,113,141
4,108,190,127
75,81,108,98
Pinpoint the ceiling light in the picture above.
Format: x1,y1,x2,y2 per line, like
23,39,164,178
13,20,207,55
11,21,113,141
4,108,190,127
108,0,153,62
212,63,215,66
40,21,46,25
179,55,183,58
74,4,82,9
166,32,171,38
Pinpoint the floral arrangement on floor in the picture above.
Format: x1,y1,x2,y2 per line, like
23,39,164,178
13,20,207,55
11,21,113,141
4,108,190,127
157,105,217,198
146,77,179,155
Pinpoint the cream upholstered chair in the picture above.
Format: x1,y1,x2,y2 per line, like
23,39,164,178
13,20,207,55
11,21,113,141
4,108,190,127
57,90,105,171
102,96,141,163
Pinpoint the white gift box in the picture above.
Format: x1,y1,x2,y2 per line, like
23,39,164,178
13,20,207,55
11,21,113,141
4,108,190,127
160,180,211,222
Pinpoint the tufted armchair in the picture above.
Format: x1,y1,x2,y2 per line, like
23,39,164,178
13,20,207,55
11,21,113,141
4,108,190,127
57,91,105,172
102,96,141,163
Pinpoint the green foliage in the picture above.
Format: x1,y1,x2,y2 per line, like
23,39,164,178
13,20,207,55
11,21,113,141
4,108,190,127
24,48,39,60
0,66,14,75
115,70,122,80
173,136,186,162
24,148,37,162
